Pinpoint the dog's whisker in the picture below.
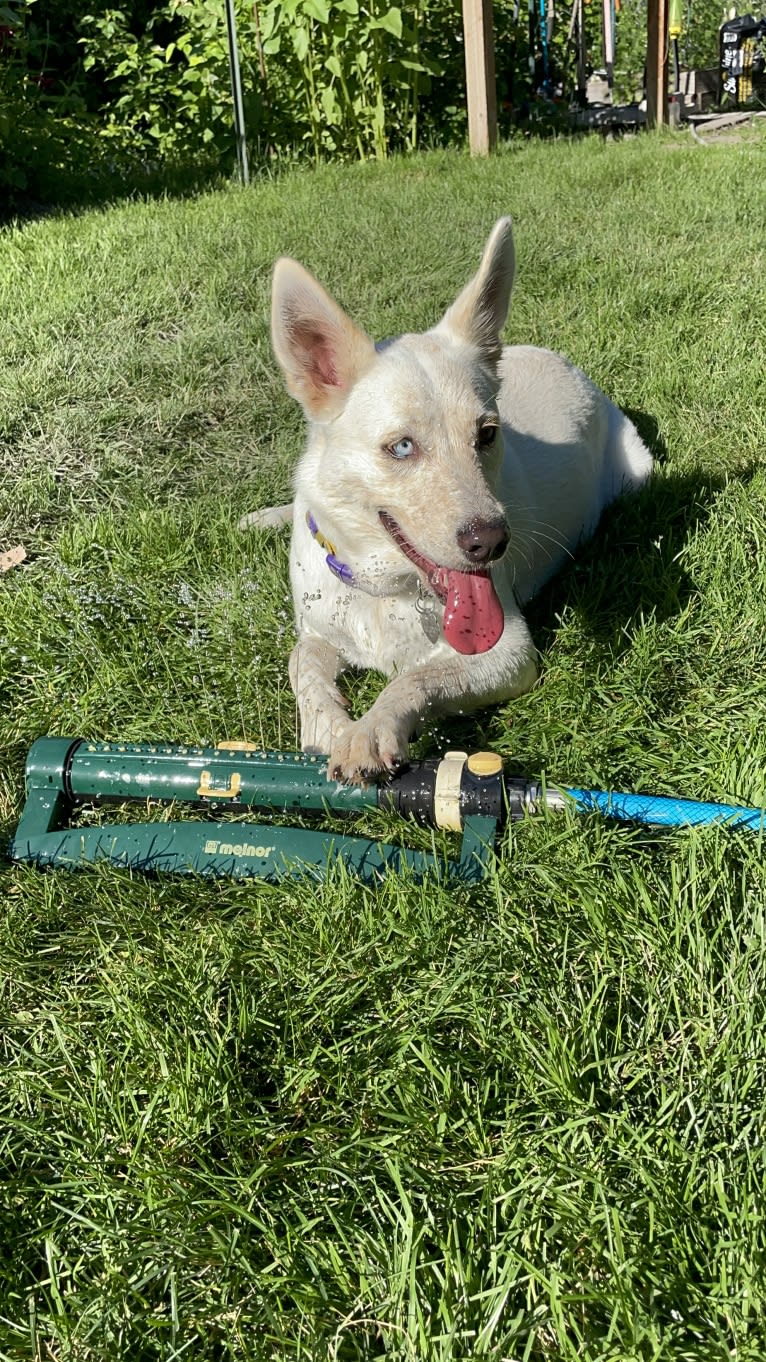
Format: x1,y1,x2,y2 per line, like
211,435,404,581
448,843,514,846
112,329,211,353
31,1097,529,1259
514,509,579,550
512,525,567,558
515,522,574,559
509,540,533,573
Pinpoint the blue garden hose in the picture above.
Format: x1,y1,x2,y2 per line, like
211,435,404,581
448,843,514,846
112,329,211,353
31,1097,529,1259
550,786,766,832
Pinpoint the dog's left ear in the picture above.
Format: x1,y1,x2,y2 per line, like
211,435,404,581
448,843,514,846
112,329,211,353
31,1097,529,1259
435,217,515,364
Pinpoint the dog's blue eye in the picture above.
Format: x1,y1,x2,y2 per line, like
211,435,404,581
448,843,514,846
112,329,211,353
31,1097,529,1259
390,437,415,460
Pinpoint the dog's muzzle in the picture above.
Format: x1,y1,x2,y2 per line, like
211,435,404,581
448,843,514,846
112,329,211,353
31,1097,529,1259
378,510,506,655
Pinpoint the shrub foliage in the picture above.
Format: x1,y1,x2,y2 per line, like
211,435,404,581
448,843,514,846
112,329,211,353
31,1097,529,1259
1,0,728,206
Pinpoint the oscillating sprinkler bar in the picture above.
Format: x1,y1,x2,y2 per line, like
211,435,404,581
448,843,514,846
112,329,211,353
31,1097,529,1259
10,738,766,885
10,739,508,883
27,739,508,822
60,739,376,815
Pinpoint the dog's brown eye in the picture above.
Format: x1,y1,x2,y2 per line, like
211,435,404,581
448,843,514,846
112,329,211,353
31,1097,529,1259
476,424,498,449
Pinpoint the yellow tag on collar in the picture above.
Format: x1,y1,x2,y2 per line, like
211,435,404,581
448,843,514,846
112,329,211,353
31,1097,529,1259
305,510,337,558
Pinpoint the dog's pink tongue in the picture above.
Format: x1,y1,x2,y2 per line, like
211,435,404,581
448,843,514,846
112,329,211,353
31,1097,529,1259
441,569,505,655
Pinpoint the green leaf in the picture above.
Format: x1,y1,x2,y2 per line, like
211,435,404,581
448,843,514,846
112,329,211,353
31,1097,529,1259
258,7,279,40
292,24,309,60
372,6,402,37
324,53,342,78
303,0,330,20
320,84,339,123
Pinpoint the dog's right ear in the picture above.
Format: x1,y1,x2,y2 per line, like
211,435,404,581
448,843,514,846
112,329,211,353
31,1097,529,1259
271,259,376,422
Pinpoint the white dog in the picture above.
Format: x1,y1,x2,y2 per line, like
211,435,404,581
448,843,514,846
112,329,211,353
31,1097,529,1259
245,218,652,782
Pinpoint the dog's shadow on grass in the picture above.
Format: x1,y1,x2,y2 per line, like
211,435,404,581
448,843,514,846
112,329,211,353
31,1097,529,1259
528,417,759,661
423,416,759,756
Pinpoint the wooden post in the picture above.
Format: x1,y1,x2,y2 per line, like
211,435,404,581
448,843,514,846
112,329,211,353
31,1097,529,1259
462,0,497,155
646,0,669,126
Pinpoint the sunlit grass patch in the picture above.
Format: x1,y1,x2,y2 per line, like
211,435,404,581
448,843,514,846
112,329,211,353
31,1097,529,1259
2,132,766,1359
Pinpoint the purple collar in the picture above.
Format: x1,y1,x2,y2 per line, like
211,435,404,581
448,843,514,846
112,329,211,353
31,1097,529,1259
306,511,356,586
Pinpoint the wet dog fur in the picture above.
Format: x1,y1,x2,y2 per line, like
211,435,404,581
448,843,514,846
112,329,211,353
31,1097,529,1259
244,218,653,782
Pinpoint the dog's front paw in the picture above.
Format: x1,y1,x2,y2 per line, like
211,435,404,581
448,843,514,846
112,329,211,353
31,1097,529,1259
299,710,350,758
328,717,409,784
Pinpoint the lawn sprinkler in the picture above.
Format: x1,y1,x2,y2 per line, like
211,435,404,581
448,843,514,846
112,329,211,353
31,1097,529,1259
9,737,766,886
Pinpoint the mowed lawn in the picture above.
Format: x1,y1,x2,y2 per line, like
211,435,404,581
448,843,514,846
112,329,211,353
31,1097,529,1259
1,130,766,1359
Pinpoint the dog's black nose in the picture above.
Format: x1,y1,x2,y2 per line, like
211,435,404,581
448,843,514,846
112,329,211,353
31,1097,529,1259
457,518,509,564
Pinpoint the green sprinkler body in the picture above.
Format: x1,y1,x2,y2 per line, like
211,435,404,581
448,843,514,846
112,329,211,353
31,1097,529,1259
10,738,519,884
11,738,766,884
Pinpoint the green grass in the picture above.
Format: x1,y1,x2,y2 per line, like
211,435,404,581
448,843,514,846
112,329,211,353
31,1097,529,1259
2,130,766,1359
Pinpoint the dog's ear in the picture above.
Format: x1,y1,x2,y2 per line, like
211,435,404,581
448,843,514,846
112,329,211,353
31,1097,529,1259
271,259,376,422
435,217,515,364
